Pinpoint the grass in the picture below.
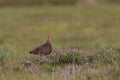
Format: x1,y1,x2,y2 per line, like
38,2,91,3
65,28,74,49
0,4,120,80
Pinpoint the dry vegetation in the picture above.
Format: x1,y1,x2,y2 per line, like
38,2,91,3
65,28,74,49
0,1,120,80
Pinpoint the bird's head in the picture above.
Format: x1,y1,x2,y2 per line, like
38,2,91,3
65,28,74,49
47,35,52,43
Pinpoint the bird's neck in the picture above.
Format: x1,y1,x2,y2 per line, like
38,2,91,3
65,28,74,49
47,40,50,43
47,37,51,43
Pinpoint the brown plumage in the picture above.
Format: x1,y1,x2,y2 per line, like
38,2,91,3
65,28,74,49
29,36,52,55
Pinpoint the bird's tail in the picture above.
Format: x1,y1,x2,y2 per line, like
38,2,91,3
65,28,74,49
29,51,33,54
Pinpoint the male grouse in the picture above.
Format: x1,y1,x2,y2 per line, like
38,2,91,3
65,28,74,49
29,36,52,55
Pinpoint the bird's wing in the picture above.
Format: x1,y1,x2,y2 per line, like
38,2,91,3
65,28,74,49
31,43,48,53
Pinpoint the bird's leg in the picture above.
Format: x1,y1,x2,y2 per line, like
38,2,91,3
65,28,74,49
39,55,46,64
39,55,43,63
42,55,46,60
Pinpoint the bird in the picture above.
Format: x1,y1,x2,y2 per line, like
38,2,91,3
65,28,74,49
29,36,52,55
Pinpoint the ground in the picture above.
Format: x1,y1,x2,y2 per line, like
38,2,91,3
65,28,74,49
0,4,120,80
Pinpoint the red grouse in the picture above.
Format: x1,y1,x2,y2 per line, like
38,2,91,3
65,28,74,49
29,36,52,55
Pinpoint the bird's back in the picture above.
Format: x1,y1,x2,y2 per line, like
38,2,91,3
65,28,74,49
29,42,52,55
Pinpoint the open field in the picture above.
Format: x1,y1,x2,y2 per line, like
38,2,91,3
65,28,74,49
0,4,120,80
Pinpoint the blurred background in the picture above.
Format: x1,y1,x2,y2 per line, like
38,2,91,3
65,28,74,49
0,0,120,55
0,0,120,80
0,0,120,6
